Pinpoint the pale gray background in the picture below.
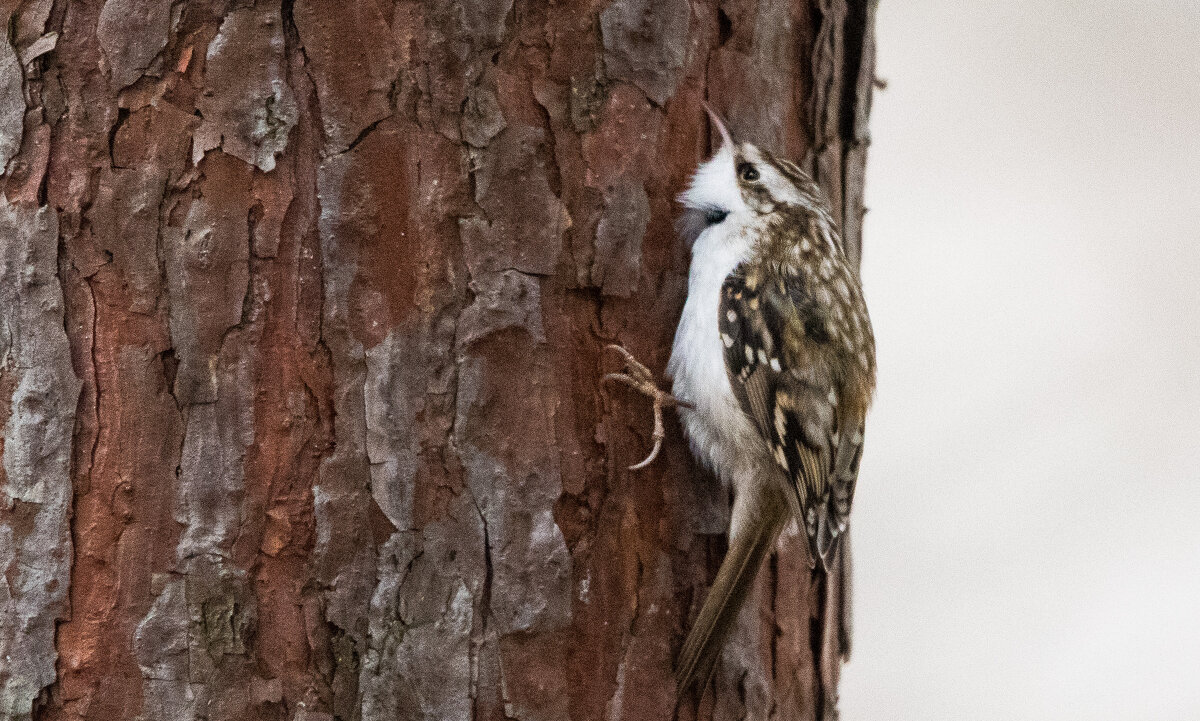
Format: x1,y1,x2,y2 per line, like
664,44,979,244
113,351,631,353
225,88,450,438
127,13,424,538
842,2,1200,719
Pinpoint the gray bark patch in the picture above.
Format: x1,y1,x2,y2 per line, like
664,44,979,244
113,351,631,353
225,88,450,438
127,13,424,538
600,0,690,105
97,0,171,89
467,125,570,276
0,31,24,172
360,504,484,721
592,183,649,298
454,360,571,637
194,0,298,171
0,202,81,721
461,85,507,149
458,270,545,346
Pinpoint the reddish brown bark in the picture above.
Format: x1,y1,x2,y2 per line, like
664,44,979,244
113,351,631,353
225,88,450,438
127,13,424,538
0,0,875,719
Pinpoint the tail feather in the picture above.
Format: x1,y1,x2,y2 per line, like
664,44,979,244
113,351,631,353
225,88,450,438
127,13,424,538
675,507,787,694
813,538,852,717
837,528,853,661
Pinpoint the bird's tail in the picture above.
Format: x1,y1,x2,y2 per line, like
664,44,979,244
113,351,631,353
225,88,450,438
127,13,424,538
675,504,787,694
812,536,851,719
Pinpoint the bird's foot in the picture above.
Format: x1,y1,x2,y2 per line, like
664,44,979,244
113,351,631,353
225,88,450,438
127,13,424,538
602,344,692,470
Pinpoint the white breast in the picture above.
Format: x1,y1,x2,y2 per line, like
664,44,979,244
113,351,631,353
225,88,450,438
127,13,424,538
667,223,765,488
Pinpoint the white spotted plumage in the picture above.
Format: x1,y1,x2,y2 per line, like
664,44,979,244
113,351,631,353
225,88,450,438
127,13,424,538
667,109,875,694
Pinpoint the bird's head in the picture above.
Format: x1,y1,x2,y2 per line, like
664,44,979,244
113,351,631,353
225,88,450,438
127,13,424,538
679,106,828,233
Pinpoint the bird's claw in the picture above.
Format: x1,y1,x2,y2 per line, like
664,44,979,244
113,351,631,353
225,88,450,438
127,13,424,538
601,344,692,470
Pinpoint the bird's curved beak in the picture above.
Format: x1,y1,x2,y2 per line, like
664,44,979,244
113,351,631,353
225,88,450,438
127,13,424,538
702,101,734,150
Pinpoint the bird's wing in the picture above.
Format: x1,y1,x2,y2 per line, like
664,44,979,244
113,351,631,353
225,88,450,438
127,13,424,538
719,265,862,564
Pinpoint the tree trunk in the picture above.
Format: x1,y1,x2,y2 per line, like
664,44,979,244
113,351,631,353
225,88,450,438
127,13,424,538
0,0,876,719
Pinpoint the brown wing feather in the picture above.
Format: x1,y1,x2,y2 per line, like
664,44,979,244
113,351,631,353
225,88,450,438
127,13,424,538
719,265,859,565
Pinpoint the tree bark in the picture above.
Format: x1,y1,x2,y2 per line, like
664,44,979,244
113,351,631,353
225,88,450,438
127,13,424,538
0,0,876,719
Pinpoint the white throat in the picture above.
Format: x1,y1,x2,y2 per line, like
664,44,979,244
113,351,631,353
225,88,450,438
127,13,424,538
677,143,748,217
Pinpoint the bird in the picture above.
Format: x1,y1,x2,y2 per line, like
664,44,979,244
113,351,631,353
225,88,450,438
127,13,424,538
603,106,876,698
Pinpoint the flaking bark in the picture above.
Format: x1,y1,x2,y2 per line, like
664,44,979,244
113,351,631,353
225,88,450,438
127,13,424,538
0,0,875,719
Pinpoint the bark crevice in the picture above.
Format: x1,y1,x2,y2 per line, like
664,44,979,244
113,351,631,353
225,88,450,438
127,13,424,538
1,2,876,719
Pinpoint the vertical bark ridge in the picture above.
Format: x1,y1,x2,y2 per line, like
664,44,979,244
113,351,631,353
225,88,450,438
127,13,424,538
0,1,874,719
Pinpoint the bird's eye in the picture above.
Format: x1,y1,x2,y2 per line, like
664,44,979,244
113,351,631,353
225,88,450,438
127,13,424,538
705,209,729,225
738,163,759,182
